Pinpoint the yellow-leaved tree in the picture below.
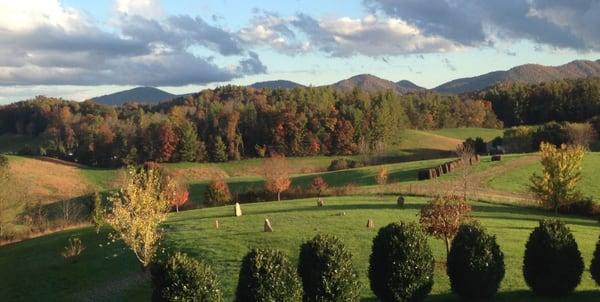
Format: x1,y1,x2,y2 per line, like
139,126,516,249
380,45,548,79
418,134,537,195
530,142,585,214
105,166,170,270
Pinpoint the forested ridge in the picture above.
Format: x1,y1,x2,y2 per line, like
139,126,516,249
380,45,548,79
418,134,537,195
0,86,499,166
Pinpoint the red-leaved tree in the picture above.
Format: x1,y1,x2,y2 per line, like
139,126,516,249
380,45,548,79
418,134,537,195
310,176,329,197
419,195,471,256
164,175,189,212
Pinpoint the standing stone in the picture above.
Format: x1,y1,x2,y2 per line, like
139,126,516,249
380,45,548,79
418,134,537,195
234,203,242,217
366,219,375,228
214,220,220,229
264,218,273,232
317,198,324,207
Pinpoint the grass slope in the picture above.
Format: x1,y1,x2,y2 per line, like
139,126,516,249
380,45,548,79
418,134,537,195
1,196,598,301
487,152,600,198
430,127,503,141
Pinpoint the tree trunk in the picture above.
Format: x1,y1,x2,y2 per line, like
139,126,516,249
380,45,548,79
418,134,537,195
277,191,281,202
175,205,179,213
445,237,451,256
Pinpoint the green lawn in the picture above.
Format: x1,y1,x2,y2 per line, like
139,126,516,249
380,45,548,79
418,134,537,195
431,128,504,141
487,152,600,198
1,196,599,301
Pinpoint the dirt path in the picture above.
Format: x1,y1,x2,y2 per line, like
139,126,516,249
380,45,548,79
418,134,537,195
397,155,540,205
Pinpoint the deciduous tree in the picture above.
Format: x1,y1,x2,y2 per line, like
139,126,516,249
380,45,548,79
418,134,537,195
419,195,472,256
530,142,585,214
105,167,170,270
264,155,291,201
310,176,328,197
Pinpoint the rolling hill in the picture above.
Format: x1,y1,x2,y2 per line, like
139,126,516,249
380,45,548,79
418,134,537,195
249,80,304,89
435,59,600,94
91,87,176,106
331,74,425,94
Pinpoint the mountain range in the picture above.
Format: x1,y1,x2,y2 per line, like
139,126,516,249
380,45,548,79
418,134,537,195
91,59,600,105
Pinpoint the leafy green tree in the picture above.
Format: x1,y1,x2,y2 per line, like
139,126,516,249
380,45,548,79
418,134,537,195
530,142,584,214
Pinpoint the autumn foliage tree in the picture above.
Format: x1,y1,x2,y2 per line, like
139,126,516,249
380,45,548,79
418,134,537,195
264,155,291,201
164,177,189,212
419,195,472,255
204,179,231,206
105,167,171,270
530,142,585,214
310,176,329,197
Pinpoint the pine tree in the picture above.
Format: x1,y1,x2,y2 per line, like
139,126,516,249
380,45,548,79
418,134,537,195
177,122,200,162
210,136,228,162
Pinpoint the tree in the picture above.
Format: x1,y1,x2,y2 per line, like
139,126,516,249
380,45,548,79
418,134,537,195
310,176,328,197
157,122,178,162
419,195,472,256
375,166,388,189
263,155,291,201
105,167,171,270
530,142,584,214
177,121,201,162
455,143,475,201
90,191,103,234
164,176,189,212
209,136,228,162
565,122,597,149
204,179,231,206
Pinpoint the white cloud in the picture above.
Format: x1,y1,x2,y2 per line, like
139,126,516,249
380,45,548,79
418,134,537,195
115,0,163,19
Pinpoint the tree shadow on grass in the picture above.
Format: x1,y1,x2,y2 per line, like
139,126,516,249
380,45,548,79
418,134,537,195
360,290,600,302
471,204,599,228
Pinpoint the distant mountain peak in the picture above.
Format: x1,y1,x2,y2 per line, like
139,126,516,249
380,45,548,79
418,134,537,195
332,74,424,94
434,59,600,94
249,80,304,89
92,87,175,106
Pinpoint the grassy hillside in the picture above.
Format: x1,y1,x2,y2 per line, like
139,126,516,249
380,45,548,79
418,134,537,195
430,127,503,141
1,196,598,301
487,152,600,198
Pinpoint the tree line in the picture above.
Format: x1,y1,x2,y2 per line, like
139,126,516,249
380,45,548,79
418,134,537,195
0,86,500,167
481,77,600,127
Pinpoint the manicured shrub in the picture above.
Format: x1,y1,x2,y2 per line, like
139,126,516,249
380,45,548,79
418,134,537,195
151,252,223,302
204,179,231,206
298,234,361,301
235,248,302,302
447,222,505,299
369,222,434,302
523,219,583,296
591,235,600,286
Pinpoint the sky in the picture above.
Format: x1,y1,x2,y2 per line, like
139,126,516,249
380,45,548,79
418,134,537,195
1,0,600,103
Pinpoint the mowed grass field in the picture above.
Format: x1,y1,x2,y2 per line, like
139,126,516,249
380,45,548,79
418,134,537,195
487,152,600,198
1,196,599,301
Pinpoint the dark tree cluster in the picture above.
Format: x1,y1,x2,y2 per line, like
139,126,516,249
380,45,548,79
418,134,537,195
0,86,500,167
482,78,600,127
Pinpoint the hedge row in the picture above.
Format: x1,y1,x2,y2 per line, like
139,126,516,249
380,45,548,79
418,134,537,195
151,220,600,301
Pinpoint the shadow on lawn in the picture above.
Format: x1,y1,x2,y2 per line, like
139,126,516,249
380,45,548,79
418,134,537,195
472,204,600,228
360,290,600,302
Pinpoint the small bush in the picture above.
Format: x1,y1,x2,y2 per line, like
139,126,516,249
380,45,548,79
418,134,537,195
558,197,600,219
447,222,505,299
327,158,361,171
369,222,434,302
523,219,583,296
298,234,361,301
204,179,231,206
235,248,302,302
61,237,85,259
151,252,223,302
591,236,600,286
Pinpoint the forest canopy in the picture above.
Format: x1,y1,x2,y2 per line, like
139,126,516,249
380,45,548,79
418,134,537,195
0,86,501,166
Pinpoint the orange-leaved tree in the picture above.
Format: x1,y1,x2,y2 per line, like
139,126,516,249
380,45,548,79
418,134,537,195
419,195,471,256
164,176,189,212
264,154,291,201
310,176,329,197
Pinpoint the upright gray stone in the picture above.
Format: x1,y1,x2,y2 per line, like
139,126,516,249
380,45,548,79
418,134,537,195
264,218,273,232
234,203,242,217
